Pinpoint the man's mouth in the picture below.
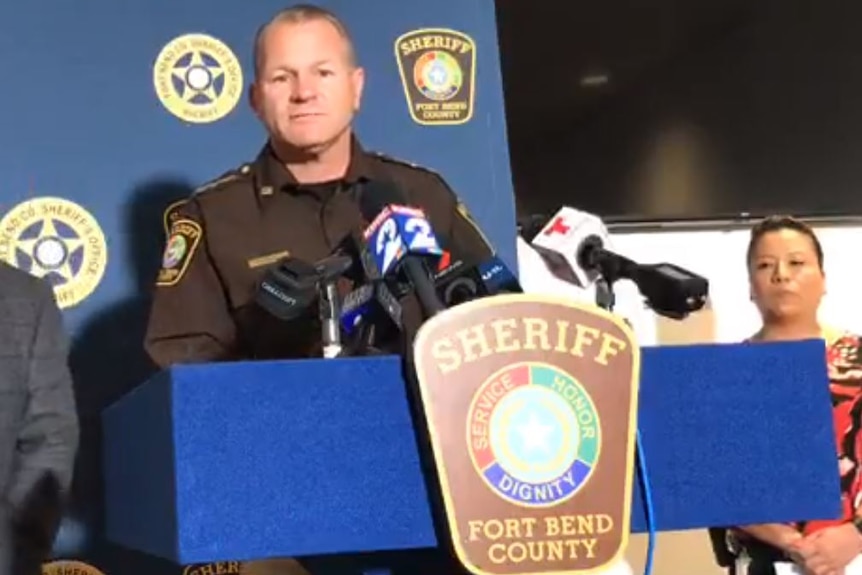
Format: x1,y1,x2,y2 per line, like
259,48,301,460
290,112,322,120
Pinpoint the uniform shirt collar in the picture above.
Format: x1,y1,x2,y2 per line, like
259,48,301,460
255,135,376,199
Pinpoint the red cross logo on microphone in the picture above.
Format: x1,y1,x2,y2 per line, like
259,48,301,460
544,216,571,236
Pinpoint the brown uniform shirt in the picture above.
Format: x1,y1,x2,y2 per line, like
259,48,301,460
144,138,495,368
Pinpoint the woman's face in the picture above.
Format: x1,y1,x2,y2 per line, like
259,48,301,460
749,228,825,323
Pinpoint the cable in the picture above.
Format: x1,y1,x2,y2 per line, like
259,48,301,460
590,285,655,575
636,429,656,575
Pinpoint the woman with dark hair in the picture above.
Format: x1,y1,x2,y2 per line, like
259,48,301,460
727,216,862,575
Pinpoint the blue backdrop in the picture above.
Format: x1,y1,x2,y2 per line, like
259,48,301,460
0,1,516,574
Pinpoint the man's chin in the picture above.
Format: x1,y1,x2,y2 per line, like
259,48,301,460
282,135,331,154
271,127,350,158
299,141,330,154
268,141,321,161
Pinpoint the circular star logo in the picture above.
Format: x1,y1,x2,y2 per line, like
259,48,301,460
413,50,462,101
153,33,243,124
467,362,601,508
0,197,108,309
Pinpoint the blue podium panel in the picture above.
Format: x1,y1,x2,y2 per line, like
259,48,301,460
629,339,842,532
103,356,436,564
103,340,841,565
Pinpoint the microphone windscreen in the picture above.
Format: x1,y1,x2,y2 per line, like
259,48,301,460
530,207,611,288
358,181,407,221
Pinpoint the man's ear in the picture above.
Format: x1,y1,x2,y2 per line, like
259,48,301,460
248,82,260,117
351,66,365,112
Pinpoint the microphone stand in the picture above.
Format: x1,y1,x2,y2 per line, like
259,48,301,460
595,276,616,312
594,261,638,331
312,254,354,359
320,280,342,359
593,256,624,313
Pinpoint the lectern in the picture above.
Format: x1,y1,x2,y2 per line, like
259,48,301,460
102,339,841,565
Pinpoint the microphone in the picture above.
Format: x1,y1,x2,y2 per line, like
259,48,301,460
254,254,354,358
479,257,521,295
313,254,353,358
530,207,609,288
606,256,708,320
340,280,404,353
434,255,522,307
341,284,376,336
255,257,319,321
530,207,709,319
331,230,383,284
359,181,446,317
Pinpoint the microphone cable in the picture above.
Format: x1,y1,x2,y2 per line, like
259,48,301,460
636,429,656,575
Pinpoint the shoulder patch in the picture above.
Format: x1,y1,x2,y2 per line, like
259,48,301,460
156,218,203,287
193,164,251,196
162,199,189,237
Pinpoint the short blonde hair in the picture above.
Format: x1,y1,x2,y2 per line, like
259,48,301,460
253,4,357,76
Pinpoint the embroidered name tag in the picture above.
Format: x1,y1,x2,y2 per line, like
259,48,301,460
247,250,290,269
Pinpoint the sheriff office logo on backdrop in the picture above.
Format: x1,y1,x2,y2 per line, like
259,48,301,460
0,196,108,309
413,294,640,575
153,33,243,124
43,560,105,574
183,561,241,575
395,27,476,126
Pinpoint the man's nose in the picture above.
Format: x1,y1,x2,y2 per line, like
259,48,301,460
292,74,317,101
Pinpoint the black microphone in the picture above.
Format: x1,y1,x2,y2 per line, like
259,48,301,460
255,257,319,321
330,230,382,284
434,255,522,307
479,256,522,294
255,254,354,357
579,234,709,319
433,259,476,307
531,206,708,319
358,181,446,318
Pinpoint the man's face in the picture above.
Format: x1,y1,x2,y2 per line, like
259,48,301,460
749,229,825,322
250,19,364,152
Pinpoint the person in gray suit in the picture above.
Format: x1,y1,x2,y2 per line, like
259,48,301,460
0,261,79,574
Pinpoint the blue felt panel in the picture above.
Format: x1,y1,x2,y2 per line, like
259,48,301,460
172,356,436,563
103,369,178,560
630,339,841,532
103,341,842,565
